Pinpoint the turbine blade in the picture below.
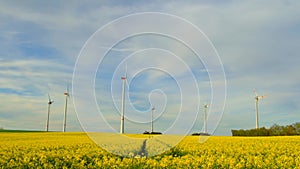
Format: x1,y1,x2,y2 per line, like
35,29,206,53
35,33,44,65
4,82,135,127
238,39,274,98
253,88,258,96
125,78,129,87
124,64,129,87
48,94,51,102
67,85,70,97
125,63,128,78
64,85,70,97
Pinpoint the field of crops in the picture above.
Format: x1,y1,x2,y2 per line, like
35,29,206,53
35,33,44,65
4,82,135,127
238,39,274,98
1,132,300,168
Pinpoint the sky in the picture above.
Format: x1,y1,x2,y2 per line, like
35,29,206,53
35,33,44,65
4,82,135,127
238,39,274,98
0,1,300,136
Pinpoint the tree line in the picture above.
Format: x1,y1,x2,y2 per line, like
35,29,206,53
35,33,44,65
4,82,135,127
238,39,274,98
232,122,300,136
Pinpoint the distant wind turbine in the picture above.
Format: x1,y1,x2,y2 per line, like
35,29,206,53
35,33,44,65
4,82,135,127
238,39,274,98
253,89,265,129
120,66,128,134
151,106,155,133
63,86,69,132
46,94,54,132
203,103,209,134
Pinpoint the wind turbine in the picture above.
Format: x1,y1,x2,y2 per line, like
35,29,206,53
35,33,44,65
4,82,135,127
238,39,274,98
253,89,265,129
120,66,128,134
63,86,69,132
203,103,209,134
46,94,54,132
151,106,155,133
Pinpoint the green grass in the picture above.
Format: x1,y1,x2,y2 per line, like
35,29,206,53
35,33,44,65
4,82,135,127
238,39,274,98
0,129,44,132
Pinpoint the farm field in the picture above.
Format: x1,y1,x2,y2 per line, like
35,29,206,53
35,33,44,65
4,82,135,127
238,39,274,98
1,132,300,168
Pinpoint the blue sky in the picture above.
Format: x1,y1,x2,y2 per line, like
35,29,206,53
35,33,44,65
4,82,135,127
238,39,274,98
0,1,300,135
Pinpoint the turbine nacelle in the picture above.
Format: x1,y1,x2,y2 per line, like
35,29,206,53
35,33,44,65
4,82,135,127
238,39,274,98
64,86,70,96
48,94,54,104
253,88,265,101
255,95,265,100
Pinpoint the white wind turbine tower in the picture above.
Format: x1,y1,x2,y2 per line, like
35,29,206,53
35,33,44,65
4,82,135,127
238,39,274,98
203,103,209,134
151,106,155,133
120,66,128,134
254,89,265,129
63,86,70,132
46,94,54,132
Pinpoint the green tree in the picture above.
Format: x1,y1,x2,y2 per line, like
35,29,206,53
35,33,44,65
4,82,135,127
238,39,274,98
284,125,297,136
293,122,300,135
270,124,283,136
